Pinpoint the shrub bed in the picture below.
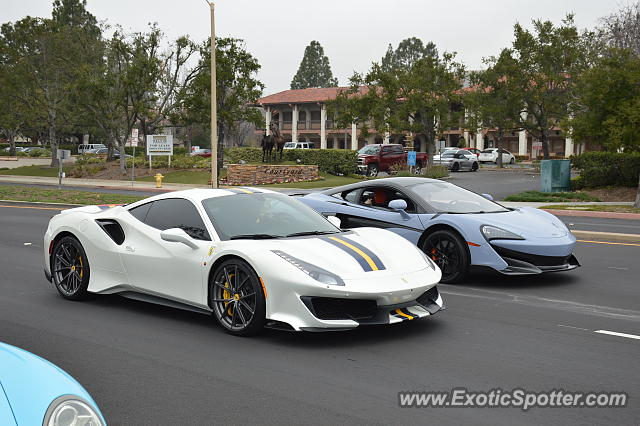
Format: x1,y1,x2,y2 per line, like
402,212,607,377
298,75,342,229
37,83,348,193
224,147,357,175
571,152,640,188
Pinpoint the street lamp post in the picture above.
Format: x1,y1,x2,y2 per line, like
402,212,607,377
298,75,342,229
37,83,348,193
206,0,218,188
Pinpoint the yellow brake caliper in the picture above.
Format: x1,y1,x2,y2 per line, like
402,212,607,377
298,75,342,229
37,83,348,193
78,256,84,279
223,273,234,316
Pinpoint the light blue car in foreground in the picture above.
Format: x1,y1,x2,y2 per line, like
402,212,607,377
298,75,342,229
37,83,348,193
300,177,579,283
0,342,105,426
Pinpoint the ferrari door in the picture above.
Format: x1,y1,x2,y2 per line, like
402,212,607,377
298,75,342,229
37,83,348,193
118,198,213,309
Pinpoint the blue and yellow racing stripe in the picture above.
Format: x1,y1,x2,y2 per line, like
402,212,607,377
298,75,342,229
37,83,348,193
322,236,386,272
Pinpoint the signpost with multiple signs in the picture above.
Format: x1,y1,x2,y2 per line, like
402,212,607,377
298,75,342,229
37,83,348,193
56,149,71,189
146,134,174,169
131,129,139,186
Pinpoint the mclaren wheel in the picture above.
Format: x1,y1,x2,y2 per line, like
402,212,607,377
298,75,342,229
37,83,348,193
451,162,460,172
471,162,479,172
367,164,379,177
210,259,266,336
422,230,469,283
51,236,90,300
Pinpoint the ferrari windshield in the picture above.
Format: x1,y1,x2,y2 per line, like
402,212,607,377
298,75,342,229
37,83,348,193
202,193,339,240
409,181,508,214
358,145,380,155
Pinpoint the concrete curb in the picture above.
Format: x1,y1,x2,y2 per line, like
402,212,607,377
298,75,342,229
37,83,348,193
0,199,82,207
571,230,640,243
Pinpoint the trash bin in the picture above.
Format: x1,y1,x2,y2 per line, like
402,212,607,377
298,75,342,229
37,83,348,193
540,159,571,192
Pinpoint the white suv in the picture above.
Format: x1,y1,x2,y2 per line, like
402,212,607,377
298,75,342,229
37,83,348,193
78,143,107,154
283,142,315,149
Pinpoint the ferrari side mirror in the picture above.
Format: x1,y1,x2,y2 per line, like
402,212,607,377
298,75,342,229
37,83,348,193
160,228,198,249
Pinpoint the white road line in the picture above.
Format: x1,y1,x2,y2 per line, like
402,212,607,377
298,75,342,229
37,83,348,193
557,324,590,331
594,330,640,340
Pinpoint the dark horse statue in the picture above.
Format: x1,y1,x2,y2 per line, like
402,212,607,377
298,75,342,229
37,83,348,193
261,123,285,162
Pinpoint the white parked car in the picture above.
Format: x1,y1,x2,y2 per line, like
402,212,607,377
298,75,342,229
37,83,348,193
43,189,444,336
283,142,315,149
478,148,515,164
78,143,107,154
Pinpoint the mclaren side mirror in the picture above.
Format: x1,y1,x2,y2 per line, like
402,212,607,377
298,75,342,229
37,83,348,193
160,228,198,249
388,199,408,211
482,193,494,201
327,215,342,229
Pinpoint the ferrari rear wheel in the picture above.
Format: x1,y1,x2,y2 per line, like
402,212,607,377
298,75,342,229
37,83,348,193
210,259,266,336
471,162,478,172
422,230,469,283
51,236,90,300
451,162,460,172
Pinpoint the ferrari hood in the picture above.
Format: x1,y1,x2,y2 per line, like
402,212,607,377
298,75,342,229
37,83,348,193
238,228,430,280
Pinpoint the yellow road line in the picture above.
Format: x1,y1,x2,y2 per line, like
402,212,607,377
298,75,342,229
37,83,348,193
328,236,379,271
0,204,66,211
577,239,640,247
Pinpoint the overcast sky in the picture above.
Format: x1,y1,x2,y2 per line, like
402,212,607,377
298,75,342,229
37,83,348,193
2,0,619,95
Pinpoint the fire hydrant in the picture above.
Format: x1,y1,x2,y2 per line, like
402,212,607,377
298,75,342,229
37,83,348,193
154,173,164,188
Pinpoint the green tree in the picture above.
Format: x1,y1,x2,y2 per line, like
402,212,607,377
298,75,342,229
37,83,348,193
290,40,338,89
467,50,522,167
175,37,264,171
494,15,592,159
331,52,464,162
78,26,163,173
381,37,438,72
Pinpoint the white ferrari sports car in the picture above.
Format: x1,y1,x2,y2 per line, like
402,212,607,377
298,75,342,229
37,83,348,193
44,188,444,335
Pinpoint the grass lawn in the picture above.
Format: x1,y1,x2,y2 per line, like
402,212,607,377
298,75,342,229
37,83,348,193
137,170,212,185
0,185,143,205
0,165,72,177
540,204,640,214
504,190,601,203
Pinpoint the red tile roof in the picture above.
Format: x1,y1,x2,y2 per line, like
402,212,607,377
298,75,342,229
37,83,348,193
257,86,369,105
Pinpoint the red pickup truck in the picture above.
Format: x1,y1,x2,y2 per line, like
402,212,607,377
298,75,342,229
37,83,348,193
357,144,429,177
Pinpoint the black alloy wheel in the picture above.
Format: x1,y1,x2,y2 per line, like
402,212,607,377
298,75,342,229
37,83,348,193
51,236,90,300
422,230,470,283
451,162,460,172
210,259,266,336
471,162,479,171
367,164,379,177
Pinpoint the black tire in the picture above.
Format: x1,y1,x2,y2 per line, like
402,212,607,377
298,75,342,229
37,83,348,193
51,236,90,300
451,162,460,172
413,162,423,175
509,157,515,164
421,230,470,283
209,259,266,336
471,162,479,172
367,163,379,177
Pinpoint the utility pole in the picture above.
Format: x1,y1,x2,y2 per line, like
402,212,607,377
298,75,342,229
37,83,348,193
207,0,218,188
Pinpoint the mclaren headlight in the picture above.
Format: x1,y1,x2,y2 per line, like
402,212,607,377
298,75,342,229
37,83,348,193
272,250,345,286
481,225,524,241
44,396,104,426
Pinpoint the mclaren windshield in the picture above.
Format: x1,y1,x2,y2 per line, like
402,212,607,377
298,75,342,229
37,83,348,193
202,193,339,240
409,181,508,214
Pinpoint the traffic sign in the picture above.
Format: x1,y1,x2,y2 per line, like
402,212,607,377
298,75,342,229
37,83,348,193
407,151,417,166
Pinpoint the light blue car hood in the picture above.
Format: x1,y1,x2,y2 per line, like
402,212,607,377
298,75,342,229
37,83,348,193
429,207,569,239
0,342,101,426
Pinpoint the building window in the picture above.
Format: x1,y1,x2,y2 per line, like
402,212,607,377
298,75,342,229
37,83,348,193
283,111,292,122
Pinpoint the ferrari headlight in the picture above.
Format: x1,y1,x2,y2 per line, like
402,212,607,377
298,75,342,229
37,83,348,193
419,250,437,270
481,225,524,241
44,396,104,426
272,250,345,286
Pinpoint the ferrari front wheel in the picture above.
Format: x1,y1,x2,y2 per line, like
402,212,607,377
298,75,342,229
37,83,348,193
210,259,266,336
51,236,90,300
422,230,469,283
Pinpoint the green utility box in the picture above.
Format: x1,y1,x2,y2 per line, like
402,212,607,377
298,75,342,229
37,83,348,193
540,159,571,192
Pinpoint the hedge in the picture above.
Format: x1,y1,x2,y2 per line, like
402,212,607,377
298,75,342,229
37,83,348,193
571,152,640,187
224,147,357,175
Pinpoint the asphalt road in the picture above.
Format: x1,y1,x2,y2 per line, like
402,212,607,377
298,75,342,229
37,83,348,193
560,215,640,235
447,170,540,200
0,203,638,425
